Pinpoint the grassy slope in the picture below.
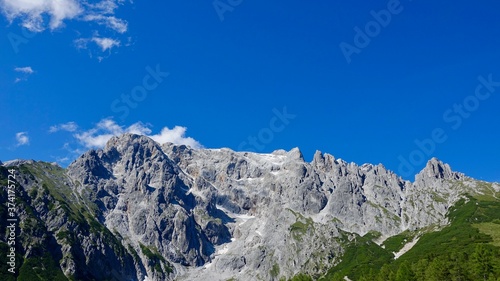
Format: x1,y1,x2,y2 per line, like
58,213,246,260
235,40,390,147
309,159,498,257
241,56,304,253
315,193,500,281
0,165,69,280
0,163,135,281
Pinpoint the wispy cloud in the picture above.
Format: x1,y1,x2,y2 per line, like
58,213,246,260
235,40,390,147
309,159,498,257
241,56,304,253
149,127,202,149
50,142,85,166
56,156,70,163
0,0,81,32
15,132,29,146
1,0,132,56
83,14,127,33
93,36,120,51
49,122,78,133
50,119,202,166
73,119,203,149
74,34,124,60
14,66,34,74
14,66,34,83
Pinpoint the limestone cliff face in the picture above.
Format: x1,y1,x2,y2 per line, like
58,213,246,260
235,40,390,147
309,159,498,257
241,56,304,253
1,134,495,281
0,161,141,281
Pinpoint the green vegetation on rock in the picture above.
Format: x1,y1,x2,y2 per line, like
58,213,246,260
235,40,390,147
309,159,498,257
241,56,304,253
140,243,173,274
317,195,500,281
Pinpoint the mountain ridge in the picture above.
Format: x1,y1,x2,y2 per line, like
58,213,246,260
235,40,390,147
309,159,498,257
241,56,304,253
2,134,466,184
1,133,498,281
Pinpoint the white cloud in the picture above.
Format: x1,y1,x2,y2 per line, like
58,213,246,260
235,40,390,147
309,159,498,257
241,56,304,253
49,121,78,133
127,122,153,135
55,156,70,163
85,0,122,15
76,131,115,148
92,37,120,51
83,14,127,33
15,132,29,146
149,127,203,149
0,0,82,31
73,119,203,149
0,0,130,32
14,66,34,74
74,36,120,52
14,66,34,83
1,0,131,56
81,0,129,34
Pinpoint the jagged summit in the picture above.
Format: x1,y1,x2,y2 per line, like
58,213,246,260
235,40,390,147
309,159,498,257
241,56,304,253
2,159,35,167
415,157,464,183
2,134,465,186
287,147,304,161
105,132,159,149
1,132,493,281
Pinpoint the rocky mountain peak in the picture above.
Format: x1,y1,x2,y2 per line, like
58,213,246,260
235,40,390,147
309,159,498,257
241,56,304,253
417,157,463,181
311,151,337,170
105,133,160,153
287,147,304,161
2,159,35,167
3,133,490,281
312,150,323,162
271,149,288,156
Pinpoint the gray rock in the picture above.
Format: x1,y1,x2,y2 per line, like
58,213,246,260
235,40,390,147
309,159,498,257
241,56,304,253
3,159,34,167
1,133,491,281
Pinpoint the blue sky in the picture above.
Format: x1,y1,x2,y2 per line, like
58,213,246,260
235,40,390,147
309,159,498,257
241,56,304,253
1,0,499,182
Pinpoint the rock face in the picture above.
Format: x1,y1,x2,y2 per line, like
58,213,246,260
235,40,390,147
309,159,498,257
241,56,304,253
0,161,140,281
0,134,493,281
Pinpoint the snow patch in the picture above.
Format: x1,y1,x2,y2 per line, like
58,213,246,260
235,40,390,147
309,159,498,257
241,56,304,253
187,187,206,199
236,213,256,226
216,205,255,226
216,244,230,255
235,177,262,182
393,237,420,259
259,154,286,165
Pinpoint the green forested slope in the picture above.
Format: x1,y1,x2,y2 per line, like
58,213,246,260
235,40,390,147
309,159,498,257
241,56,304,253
313,195,500,281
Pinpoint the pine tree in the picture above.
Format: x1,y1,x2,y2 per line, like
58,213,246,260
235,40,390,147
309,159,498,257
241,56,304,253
471,244,494,281
377,264,395,281
412,258,429,281
425,257,449,281
366,268,377,281
357,275,370,281
449,251,468,281
395,261,416,281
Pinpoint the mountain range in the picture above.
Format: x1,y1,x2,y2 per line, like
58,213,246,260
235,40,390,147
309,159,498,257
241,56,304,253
1,133,499,281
